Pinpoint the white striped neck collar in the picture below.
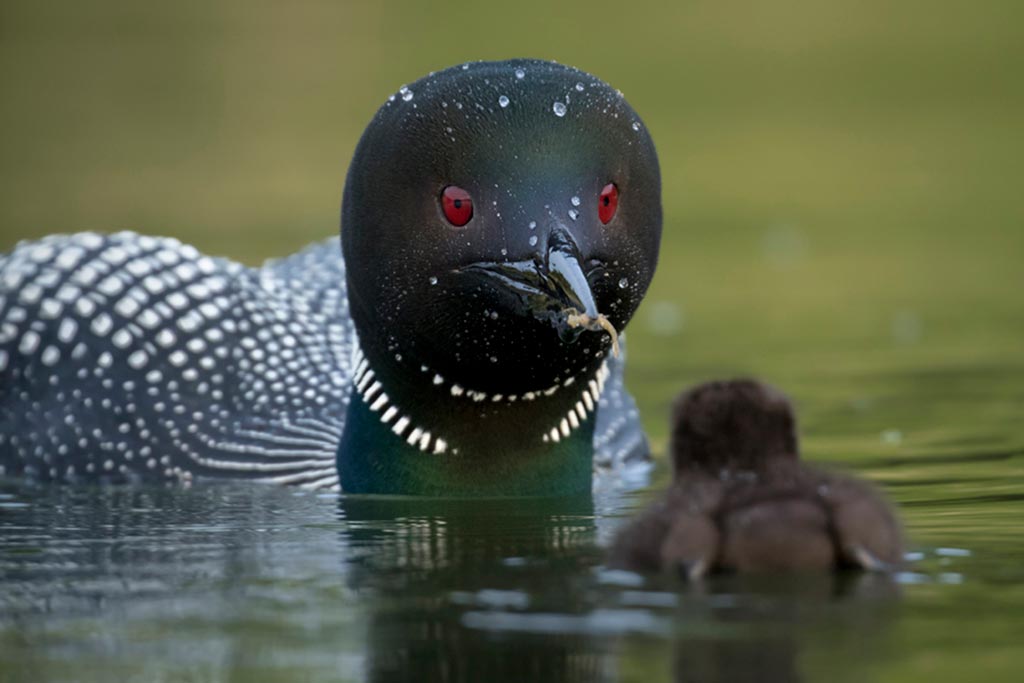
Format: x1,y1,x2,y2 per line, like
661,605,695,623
348,344,612,455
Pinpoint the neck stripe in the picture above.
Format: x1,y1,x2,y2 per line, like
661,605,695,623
351,345,455,455
349,344,610,454
542,361,609,443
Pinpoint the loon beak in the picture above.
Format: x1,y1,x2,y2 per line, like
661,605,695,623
546,234,599,319
456,227,601,342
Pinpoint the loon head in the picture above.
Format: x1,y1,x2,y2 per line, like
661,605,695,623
338,60,661,494
342,59,661,399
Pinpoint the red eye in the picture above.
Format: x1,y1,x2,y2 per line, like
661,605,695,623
441,185,473,227
598,183,618,224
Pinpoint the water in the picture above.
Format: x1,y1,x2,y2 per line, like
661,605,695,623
2,410,1023,683
2,0,1023,680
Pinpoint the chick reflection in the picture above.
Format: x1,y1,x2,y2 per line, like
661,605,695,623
666,572,900,683
336,494,612,683
673,637,800,683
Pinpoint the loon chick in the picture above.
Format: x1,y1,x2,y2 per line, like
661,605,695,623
0,59,661,495
608,380,903,577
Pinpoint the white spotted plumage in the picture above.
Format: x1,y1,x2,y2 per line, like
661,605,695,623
0,232,351,491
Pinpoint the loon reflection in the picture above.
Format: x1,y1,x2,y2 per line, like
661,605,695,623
337,493,611,682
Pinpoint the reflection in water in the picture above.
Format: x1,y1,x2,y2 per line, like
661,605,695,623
667,573,900,683
0,479,989,683
334,495,901,683
337,494,614,682
675,637,801,683
0,484,369,680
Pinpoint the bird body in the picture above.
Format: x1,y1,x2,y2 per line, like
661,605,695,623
0,60,660,495
609,380,904,576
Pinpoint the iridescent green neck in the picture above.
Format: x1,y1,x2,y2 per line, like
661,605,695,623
336,354,608,496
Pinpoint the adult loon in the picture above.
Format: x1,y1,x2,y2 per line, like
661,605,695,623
609,380,904,576
0,59,661,496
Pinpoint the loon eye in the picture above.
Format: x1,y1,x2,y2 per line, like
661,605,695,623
598,183,619,224
441,185,473,227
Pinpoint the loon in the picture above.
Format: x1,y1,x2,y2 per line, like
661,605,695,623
0,59,661,496
608,380,904,577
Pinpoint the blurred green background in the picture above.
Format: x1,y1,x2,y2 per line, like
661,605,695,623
1,0,1021,450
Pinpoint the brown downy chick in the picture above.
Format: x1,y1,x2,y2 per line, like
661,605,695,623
609,379,903,579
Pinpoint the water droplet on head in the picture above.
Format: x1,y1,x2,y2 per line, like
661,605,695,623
515,68,525,79
631,121,642,131
571,196,581,206
552,102,567,117
498,95,509,108
429,276,438,285
489,311,499,320
568,209,579,221
399,85,414,102
618,278,629,289
575,82,585,92
528,221,537,230
462,64,470,70
500,248,508,256
528,235,538,247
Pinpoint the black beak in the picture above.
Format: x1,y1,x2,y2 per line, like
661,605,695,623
456,226,600,342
